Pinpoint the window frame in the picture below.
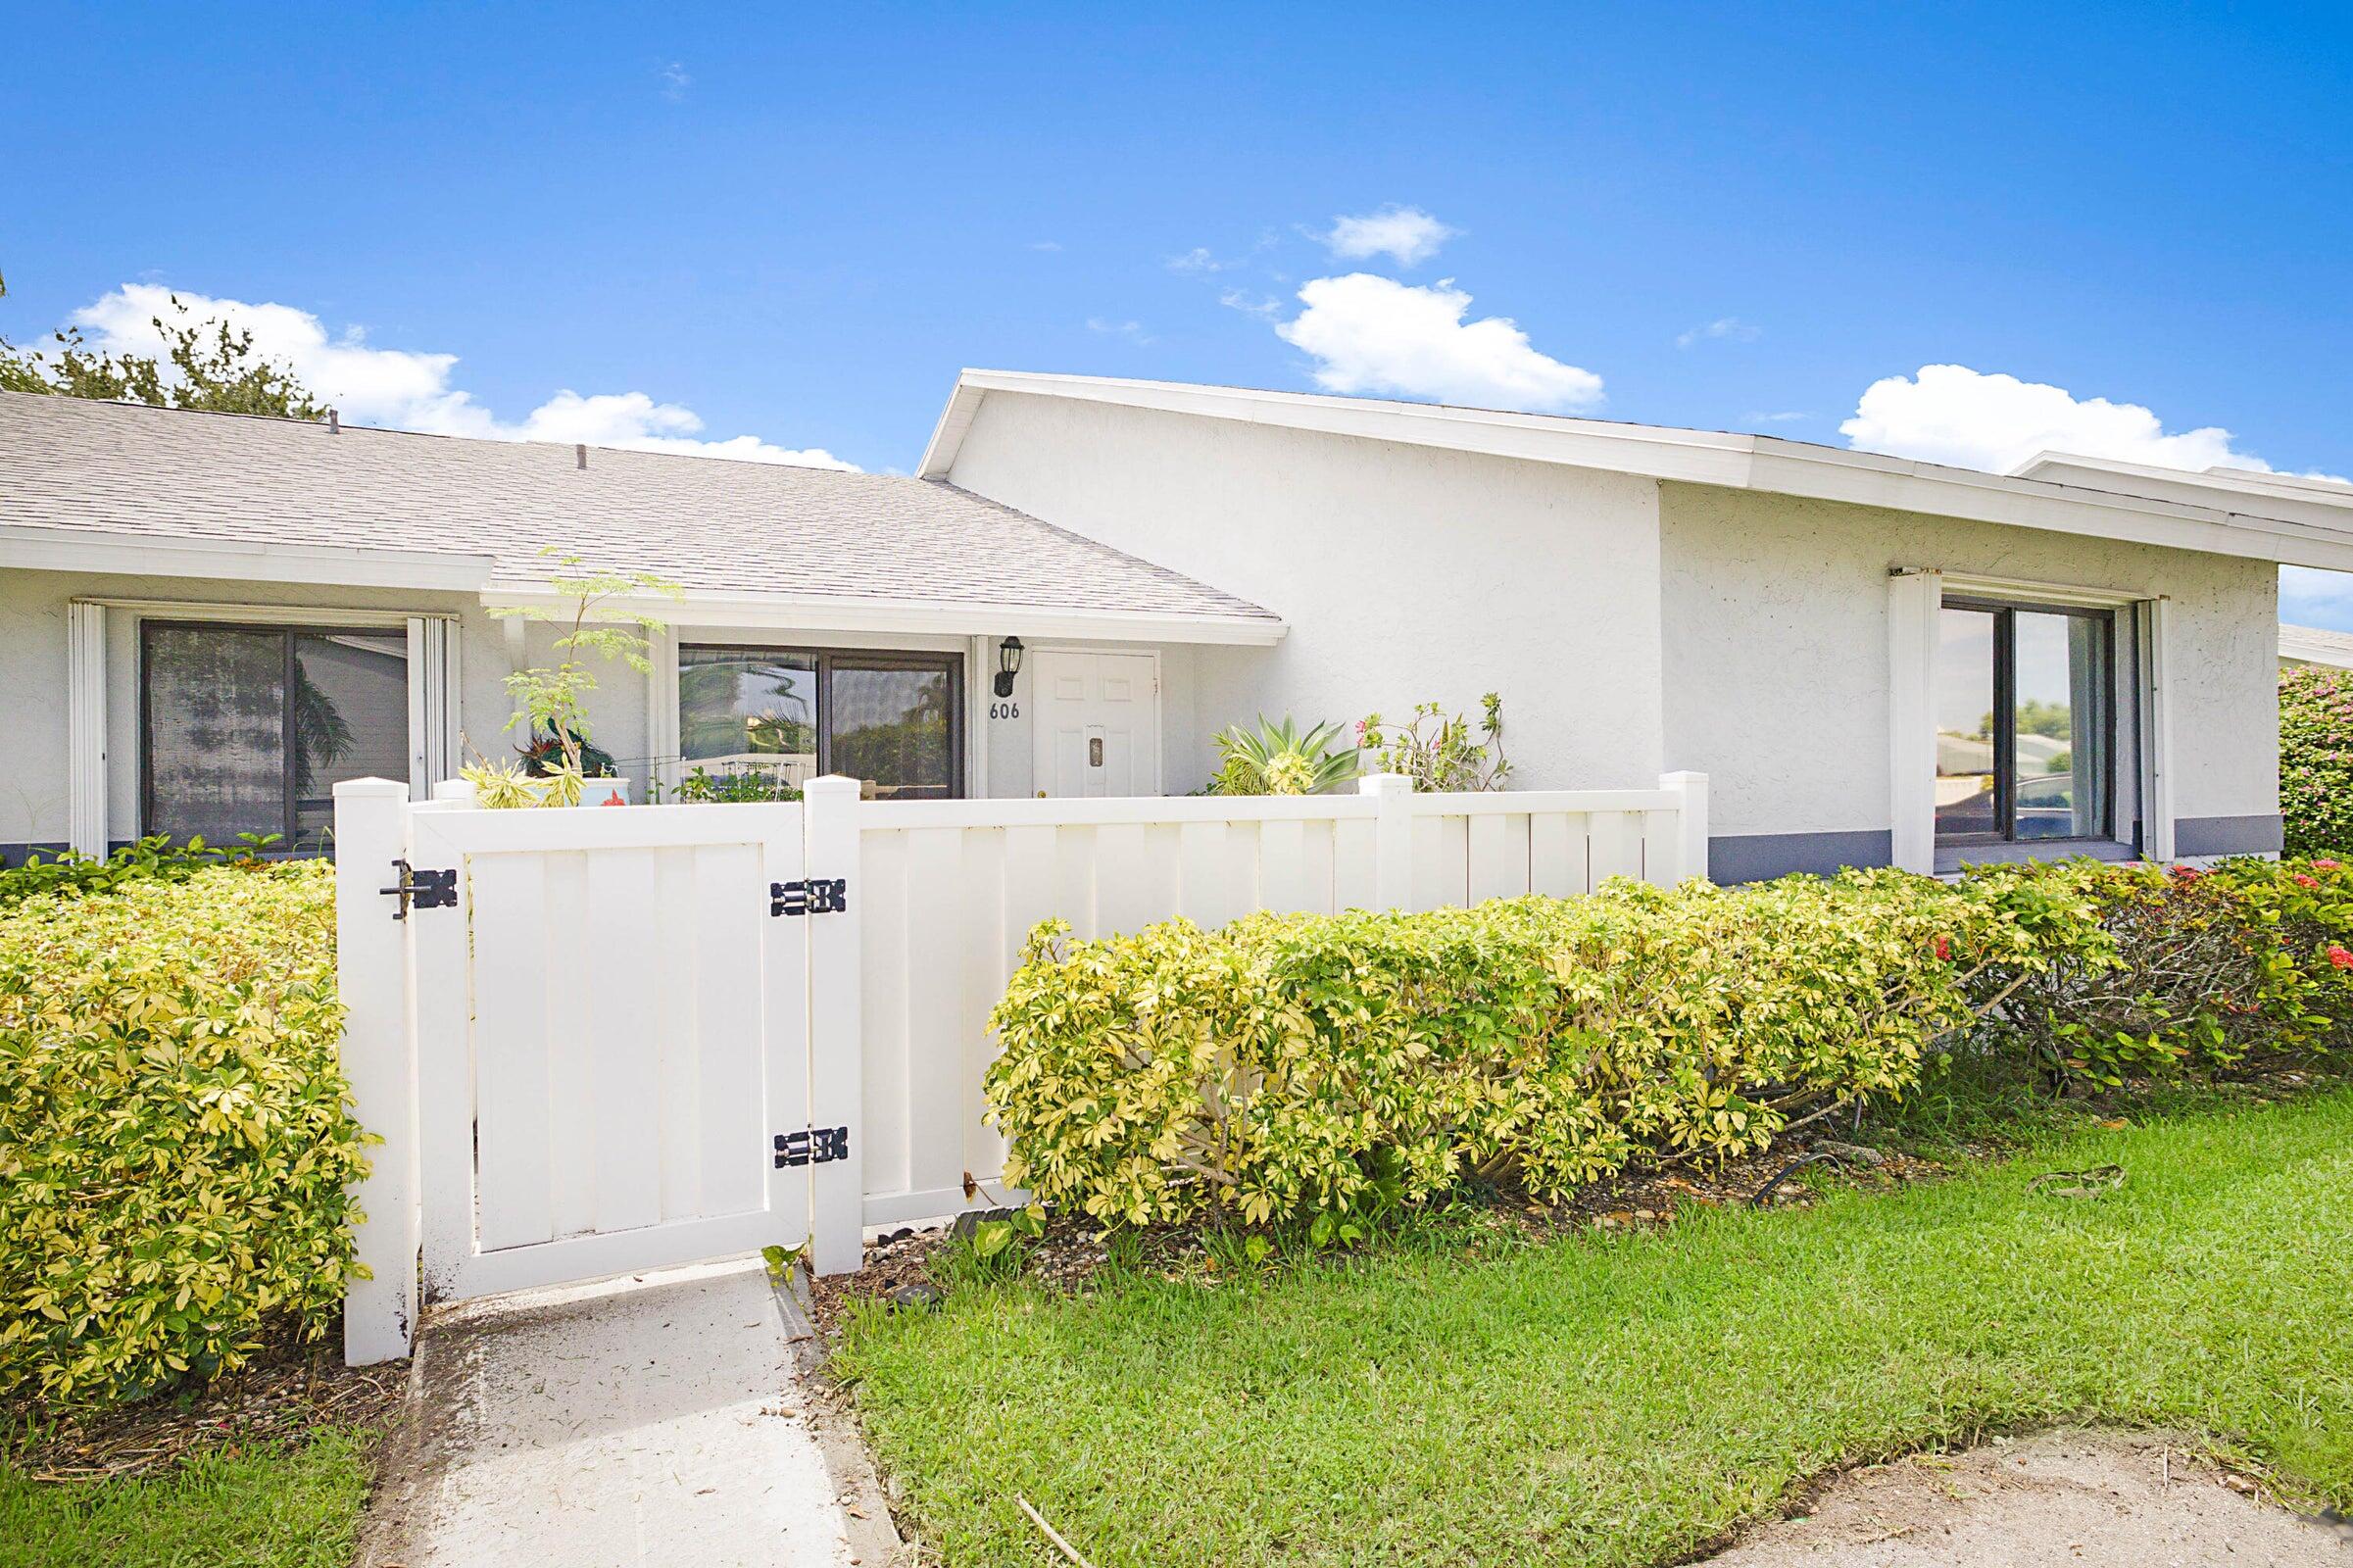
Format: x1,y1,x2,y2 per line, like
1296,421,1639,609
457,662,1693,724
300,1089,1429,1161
677,643,966,800
138,616,413,853
1936,596,2117,849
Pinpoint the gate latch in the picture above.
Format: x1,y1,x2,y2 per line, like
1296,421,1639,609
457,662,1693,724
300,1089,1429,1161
774,1127,851,1168
770,877,848,917
380,858,457,920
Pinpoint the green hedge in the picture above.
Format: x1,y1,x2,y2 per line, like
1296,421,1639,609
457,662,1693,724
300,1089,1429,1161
0,834,255,910
2280,664,2353,857
0,863,368,1404
987,858,2348,1230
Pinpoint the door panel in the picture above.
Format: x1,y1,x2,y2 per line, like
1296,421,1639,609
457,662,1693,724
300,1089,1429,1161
1029,652,1159,798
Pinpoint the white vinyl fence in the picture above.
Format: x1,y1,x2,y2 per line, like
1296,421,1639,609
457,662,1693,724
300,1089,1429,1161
334,769,1706,1364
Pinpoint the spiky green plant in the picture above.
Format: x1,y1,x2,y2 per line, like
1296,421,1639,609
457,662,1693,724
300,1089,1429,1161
1208,716,1360,796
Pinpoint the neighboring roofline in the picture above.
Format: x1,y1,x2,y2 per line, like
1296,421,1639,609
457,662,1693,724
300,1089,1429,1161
480,584,1286,645
0,522,500,592
2279,622,2353,670
921,370,2353,571
2014,451,2353,532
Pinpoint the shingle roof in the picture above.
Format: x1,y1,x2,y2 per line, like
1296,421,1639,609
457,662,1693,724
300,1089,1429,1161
0,391,1277,624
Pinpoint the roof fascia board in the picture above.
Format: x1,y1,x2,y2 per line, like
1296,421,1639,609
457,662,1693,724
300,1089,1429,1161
0,524,497,590
479,585,1288,646
926,371,2353,570
2018,454,2353,535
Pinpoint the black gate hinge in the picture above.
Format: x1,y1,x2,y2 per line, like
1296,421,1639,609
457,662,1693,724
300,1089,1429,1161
770,877,848,917
774,1126,850,1168
380,858,457,920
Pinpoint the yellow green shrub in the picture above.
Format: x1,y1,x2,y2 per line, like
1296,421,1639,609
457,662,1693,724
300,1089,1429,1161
0,863,368,1404
985,870,2086,1228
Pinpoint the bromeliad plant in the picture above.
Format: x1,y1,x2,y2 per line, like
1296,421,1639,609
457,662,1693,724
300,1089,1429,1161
1207,716,1360,796
1355,693,1510,791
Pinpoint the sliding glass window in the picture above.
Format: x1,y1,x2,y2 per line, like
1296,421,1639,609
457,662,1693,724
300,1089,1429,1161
679,647,961,800
1934,601,2113,845
142,622,411,854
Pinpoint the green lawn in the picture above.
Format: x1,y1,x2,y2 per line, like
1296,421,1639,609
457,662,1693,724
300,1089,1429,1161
0,1430,373,1568
837,1088,2353,1567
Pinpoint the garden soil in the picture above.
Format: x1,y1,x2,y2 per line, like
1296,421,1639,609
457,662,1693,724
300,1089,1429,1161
1696,1429,2350,1566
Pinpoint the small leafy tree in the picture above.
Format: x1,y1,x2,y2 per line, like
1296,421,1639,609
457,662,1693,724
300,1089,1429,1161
0,291,326,418
1356,694,1510,792
493,552,684,788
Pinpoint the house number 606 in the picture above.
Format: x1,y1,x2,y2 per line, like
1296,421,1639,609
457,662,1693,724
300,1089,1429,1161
990,701,1020,719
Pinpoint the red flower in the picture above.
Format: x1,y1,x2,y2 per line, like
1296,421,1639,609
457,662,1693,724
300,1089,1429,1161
2328,946,2353,970
2294,873,2320,889
2172,864,2204,880
1931,935,1952,961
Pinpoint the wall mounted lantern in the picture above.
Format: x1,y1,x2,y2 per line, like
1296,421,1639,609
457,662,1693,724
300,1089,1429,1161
994,636,1024,698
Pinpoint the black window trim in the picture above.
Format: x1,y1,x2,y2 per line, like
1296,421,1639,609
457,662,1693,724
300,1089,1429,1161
678,642,966,800
138,616,412,853
1937,596,2118,849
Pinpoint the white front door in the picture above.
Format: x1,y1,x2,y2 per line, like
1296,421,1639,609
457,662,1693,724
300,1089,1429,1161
1031,650,1158,798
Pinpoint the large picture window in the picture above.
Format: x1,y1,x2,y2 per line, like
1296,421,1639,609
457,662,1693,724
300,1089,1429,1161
141,621,411,853
679,646,961,800
1935,601,2114,844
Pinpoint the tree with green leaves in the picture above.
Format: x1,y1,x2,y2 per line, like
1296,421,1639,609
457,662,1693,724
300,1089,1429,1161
0,288,326,418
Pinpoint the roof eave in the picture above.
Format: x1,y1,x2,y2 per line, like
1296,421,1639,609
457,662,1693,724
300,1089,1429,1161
926,371,2353,570
0,523,498,592
480,583,1288,646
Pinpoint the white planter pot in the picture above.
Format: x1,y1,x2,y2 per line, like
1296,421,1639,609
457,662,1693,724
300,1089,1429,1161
574,777,633,808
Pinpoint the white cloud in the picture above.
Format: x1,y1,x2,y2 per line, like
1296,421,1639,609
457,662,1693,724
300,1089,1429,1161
2282,566,2353,629
1273,272,1601,412
65,283,856,469
659,62,691,100
1319,206,1456,267
1085,316,1154,345
1027,239,1063,252
1678,316,1760,349
1743,410,1808,424
1218,287,1283,320
1838,363,2259,476
1166,246,1229,274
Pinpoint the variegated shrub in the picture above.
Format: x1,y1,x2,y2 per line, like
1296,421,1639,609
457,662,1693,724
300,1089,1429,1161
0,863,368,1404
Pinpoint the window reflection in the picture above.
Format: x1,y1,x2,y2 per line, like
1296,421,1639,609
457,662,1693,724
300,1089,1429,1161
1936,608,1997,838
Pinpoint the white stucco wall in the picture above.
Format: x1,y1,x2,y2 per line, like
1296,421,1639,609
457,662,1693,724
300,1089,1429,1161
1657,482,2280,842
943,391,1669,790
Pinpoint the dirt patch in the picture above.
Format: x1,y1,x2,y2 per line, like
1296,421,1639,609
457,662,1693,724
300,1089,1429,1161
4,1335,405,1483
1695,1430,2351,1566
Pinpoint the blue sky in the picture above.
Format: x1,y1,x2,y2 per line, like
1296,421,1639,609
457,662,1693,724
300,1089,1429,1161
6,3,2352,617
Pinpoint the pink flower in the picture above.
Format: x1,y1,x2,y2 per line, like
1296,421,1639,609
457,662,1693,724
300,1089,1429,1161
2315,858,2340,871
2294,873,2320,889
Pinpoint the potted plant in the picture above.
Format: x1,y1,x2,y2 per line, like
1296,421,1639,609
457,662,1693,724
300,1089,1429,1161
487,551,681,807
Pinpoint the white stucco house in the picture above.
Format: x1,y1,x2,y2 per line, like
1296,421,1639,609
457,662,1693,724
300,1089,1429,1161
5,376,2348,880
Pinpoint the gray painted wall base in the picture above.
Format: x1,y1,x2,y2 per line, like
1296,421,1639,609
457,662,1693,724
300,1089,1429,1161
1708,829,1892,883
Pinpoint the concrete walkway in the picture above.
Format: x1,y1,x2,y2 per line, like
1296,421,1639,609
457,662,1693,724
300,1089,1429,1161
358,1256,903,1568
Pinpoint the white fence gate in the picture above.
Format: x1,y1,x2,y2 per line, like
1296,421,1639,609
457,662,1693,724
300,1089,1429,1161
334,770,1705,1364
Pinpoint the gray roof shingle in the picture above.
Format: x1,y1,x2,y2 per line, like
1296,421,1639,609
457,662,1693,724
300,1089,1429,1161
0,391,1276,624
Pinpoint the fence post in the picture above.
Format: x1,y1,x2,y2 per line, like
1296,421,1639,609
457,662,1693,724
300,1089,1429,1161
333,778,418,1366
802,775,865,1274
1661,770,1710,885
1361,772,1414,911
